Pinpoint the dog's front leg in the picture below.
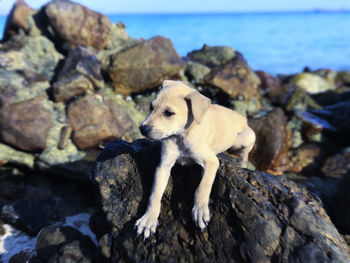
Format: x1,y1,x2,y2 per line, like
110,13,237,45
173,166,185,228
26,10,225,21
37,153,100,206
192,153,219,231
135,140,179,239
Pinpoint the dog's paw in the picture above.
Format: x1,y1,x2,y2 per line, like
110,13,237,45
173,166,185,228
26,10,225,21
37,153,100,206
192,203,210,231
135,213,158,239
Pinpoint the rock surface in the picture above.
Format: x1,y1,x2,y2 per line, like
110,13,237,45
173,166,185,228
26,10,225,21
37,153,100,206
105,36,183,96
291,73,335,94
45,0,112,50
248,108,290,175
92,139,350,262
0,95,52,152
204,53,261,100
187,45,236,67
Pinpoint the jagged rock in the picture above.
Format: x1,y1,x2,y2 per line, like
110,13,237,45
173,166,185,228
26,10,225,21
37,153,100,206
92,139,350,262
248,108,290,175
336,71,350,86
67,93,141,150
105,36,183,96
36,225,98,262
322,147,350,178
184,61,211,83
45,0,112,50
9,249,41,263
333,171,350,234
1,198,61,235
314,69,337,85
187,45,236,67
255,70,281,91
52,46,103,102
204,53,261,100
2,0,36,41
291,73,335,94
284,86,322,112
288,143,322,175
0,95,52,152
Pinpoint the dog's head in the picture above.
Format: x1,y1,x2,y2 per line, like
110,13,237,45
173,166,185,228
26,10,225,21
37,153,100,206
140,80,211,140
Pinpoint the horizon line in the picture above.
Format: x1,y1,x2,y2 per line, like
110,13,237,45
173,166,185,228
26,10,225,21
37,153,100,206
0,8,350,16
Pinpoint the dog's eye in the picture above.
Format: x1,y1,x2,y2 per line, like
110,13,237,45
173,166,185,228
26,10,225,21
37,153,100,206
163,110,175,117
150,104,154,112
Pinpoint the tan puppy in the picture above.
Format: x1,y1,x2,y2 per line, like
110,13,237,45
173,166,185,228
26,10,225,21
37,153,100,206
135,80,255,238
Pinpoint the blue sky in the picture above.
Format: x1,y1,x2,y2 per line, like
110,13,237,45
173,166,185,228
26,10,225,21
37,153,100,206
1,0,350,15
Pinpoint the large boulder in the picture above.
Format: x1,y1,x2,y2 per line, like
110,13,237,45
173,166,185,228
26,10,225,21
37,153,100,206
2,0,35,41
291,73,335,94
45,0,112,50
104,36,183,96
92,139,350,262
248,108,290,175
0,95,52,152
204,53,261,100
187,45,236,67
67,93,142,150
52,46,103,102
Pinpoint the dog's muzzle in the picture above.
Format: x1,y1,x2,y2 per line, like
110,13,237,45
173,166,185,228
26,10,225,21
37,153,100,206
139,124,151,137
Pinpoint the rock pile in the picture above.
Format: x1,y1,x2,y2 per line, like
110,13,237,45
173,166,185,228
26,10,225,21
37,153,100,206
0,0,350,262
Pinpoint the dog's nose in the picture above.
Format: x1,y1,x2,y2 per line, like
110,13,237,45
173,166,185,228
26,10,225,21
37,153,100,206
140,125,151,136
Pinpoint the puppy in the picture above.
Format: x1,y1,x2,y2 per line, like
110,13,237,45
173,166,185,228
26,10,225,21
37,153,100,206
135,80,255,238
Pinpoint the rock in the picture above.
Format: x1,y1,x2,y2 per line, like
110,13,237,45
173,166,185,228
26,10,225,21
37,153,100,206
0,95,52,152
204,53,261,100
1,198,61,235
92,139,350,262
67,93,141,150
291,73,335,94
9,249,41,263
286,116,303,149
36,225,97,262
255,70,281,91
248,108,290,175
288,143,322,175
52,46,103,102
45,0,112,50
311,89,350,107
184,61,211,83
105,36,183,96
2,0,36,41
187,45,236,67
336,71,350,86
314,68,337,85
284,86,322,112
322,147,350,178
0,143,35,169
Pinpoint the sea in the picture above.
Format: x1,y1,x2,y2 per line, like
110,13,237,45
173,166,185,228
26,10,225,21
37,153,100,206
0,11,350,75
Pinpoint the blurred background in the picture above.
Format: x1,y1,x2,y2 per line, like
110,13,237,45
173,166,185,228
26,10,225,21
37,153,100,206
1,0,350,74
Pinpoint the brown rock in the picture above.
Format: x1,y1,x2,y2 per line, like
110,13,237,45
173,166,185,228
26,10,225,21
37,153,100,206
204,53,261,100
288,143,322,174
3,0,35,41
67,94,139,150
255,70,281,91
45,0,112,50
322,148,350,178
105,36,183,96
249,108,290,175
0,95,51,152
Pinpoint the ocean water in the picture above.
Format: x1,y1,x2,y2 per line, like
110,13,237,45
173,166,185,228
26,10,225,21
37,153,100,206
1,12,350,74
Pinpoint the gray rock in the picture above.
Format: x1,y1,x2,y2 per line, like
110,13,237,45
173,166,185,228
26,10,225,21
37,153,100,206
92,139,350,262
291,73,335,94
187,44,236,67
184,61,211,83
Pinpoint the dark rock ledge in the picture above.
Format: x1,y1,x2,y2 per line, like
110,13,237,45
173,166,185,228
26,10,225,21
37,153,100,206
93,139,350,262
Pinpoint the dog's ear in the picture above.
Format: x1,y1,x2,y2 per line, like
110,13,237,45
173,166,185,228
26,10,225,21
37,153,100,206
185,90,211,124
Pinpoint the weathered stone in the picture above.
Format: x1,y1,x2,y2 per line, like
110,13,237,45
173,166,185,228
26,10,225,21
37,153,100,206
92,139,350,262
67,93,141,150
36,225,97,262
322,147,350,179
291,73,335,94
52,46,103,102
288,143,322,174
184,61,211,83
1,198,61,235
255,70,281,91
187,45,236,67
0,96,52,152
204,53,261,100
286,116,303,149
105,36,183,96
9,249,41,263
333,172,350,234
284,86,322,112
336,71,350,86
314,68,337,85
45,0,112,50
3,0,35,41
249,108,290,175
0,143,35,169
